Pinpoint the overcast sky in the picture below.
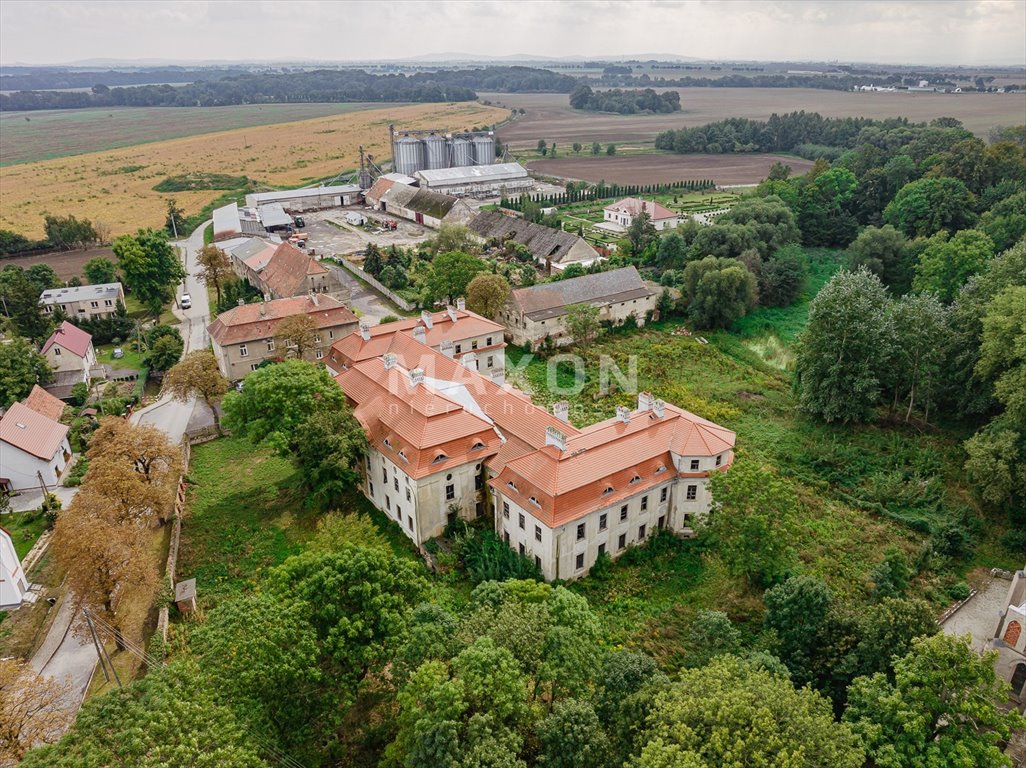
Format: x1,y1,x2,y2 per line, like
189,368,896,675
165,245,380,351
2,0,1025,67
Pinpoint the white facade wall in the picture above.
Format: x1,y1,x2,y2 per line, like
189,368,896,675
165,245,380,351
447,330,505,378
1,436,72,491
41,291,123,321
45,343,95,378
363,448,483,546
603,209,679,231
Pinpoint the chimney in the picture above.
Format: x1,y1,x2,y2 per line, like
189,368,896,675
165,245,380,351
545,426,567,452
309,290,319,307
409,368,424,387
446,305,458,323
490,368,505,386
456,297,466,311
263,293,271,302
616,405,631,424
259,302,266,318
440,339,455,358
638,392,654,412
383,353,397,370
237,298,245,307
652,399,666,419
461,351,478,372
412,325,426,344
553,401,569,422
420,310,433,329
359,319,371,341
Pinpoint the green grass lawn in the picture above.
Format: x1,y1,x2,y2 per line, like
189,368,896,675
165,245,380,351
123,295,176,327
2,510,48,559
95,342,146,372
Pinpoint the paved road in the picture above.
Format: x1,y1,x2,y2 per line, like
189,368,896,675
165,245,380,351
29,597,96,709
131,221,214,442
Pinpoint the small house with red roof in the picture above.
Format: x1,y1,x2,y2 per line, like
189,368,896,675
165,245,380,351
250,242,347,302
0,401,72,492
40,321,96,381
603,197,680,231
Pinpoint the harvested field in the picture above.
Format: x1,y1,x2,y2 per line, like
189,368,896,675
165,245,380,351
0,102,508,239
529,153,815,186
487,88,1026,147
0,245,114,282
0,103,390,166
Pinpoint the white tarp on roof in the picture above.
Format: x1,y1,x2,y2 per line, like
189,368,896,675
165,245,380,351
248,185,361,205
415,162,528,185
258,203,293,229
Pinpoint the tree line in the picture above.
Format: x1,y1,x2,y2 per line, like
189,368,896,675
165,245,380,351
569,84,681,114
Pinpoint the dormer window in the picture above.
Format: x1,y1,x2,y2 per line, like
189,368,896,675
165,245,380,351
629,474,641,485
433,453,448,463
507,481,518,492
528,496,540,508
602,485,614,496
397,450,408,463
471,441,485,451
383,437,392,449
655,464,667,474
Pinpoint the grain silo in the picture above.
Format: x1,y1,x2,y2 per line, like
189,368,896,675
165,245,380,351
472,134,496,165
394,135,424,176
423,133,448,170
450,136,474,168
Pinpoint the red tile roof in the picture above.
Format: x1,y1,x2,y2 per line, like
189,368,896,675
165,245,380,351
604,197,678,221
0,402,69,460
40,321,92,358
259,242,329,298
23,385,66,421
208,295,358,347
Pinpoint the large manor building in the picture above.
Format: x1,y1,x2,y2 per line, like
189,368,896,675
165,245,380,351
330,308,735,580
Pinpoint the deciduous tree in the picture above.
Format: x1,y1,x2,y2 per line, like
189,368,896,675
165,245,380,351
0,337,53,408
0,659,73,764
163,349,230,434
763,575,834,686
846,224,911,290
884,176,977,237
0,265,53,341
274,313,317,359
563,302,601,346
682,256,757,329
466,273,512,319
427,251,488,303
196,244,232,306
913,228,994,302
83,256,118,285
113,229,186,315
536,698,610,768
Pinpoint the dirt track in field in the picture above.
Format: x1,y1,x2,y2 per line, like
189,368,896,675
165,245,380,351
529,153,815,185
486,88,1026,148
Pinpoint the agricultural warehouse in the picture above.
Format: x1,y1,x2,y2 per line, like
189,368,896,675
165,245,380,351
469,210,602,274
499,266,658,349
211,201,265,241
244,184,361,211
367,180,476,229
414,162,533,197
39,282,124,321
207,294,358,381
333,326,735,579
604,197,681,231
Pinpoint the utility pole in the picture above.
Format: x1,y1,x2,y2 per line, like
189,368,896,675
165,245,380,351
83,608,111,683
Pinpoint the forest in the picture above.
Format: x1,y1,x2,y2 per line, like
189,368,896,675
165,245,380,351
0,65,577,111
568,84,681,114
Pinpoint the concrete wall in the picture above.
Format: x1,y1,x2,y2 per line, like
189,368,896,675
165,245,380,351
41,291,123,321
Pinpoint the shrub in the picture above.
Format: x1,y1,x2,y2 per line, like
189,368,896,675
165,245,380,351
1001,528,1026,555
452,527,542,584
946,581,972,601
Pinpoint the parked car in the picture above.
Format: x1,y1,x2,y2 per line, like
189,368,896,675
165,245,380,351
180,293,192,309
294,216,306,228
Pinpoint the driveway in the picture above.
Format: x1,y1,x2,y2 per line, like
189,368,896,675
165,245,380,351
29,597,96,712
940,571,1009,651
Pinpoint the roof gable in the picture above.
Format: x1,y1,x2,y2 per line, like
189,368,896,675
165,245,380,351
510,266,652,320
208,295,357,346
259,243,327,298
23,385,66,421
40,321,93,358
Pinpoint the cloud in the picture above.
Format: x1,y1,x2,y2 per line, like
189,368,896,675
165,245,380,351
1,0,1023,65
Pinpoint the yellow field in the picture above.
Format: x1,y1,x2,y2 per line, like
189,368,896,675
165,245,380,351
0,102,508,238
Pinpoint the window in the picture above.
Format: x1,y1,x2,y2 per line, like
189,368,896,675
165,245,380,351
314,334,321,343
641,496,648,511
407,515,413,529
576,523,586,540
328,330,334,339
598,543,606,557
518,513,525,530
660,487,668,502
54,347,61,356
716,454,723,467
471,441,485,451
576,553,585,570
383,437,392,449
534,525,542,542
620,505,628,521
487,356,494,368
535,555,541,568
486,336,493,346
471,340,478,350
655,464,666,474
44,305,53,313
529,496,540,507
618,533,626,550
507,481,518,492
519,543,525,556
602,486,614,496
398,450,408,463
455,343,462,354
433,453,448,463
369,482,375,495
250,363,260,371
599,513,607,530
690,459,700,471
267,339,275,351
446,484,455,501
90,301,98,308
394,477,399,491
406,488,411,502
60,304,67,312
502,501,510,519
639,524,647,540
385,496,391,511
504,530,510,544
658,515,665,529
629,474,641,485
104,299,113,307
315,349,324,360
239,344,249,357
686,485,697,500
382,468,388,482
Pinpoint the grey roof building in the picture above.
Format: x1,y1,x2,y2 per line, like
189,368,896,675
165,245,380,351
469,211,602,274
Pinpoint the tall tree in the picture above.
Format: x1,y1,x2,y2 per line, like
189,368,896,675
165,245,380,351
0,659,74,764
196,245,232,306
845,633,1025,768
426,251,488,304
846,225,912,290
883,177,977,237
563,302,601,346
113,229,186,315
290,408,368,504
885,292,949,421
682,256,757,329
535,698,610,768
466,273,512,319
164,197,186,237
274,313,317,359
763,575,834,686
913,229,995,302
626,211,657,259
83,256,118,285
0,337,53,408
0,265,53,341
163,349,230,434
794,269,894,422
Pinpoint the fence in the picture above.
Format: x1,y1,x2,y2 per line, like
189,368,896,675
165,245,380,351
155,438,191,644
332,257,416,313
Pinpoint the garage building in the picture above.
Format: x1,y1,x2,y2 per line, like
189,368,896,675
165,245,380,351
244,184,362,212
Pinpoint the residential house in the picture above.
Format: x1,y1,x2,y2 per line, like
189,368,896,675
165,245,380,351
368,181,476,229
207,294,359,381
986,565,1026,713
39,282,124,321
499,266,657,349
0,526,29,608
225,237,279,281
0,401,72,492
247,242,348,302
469,211,602,274
23,385,66,422
327,300,507,381
603,198,680,231
40,321,97,383
334,332,735,579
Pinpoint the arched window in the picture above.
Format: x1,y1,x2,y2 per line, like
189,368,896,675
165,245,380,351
1011,662,1026,697
1004,620,1022,647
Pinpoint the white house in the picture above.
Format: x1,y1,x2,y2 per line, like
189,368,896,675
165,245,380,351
40,321,96,382
0,526,29,608
603,198,680,231
39,282,124,320
0,401,72,492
